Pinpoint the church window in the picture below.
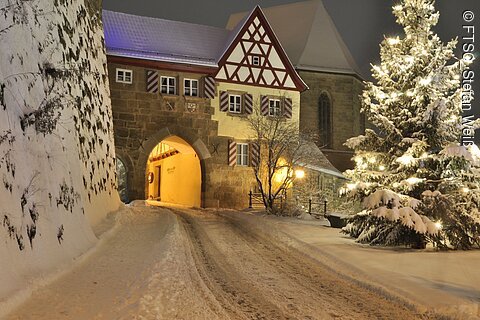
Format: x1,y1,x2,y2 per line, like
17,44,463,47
319,93,332,148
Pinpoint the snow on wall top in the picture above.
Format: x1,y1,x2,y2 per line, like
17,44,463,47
103,10,230,66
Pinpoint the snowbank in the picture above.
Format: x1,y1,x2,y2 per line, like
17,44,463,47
0,0,119,308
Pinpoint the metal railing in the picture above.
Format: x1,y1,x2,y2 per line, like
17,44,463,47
248,191,287,209
308,199,328,215
248,191,264,209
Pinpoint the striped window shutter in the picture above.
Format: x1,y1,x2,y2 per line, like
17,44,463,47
243,93,253,115
204,76,216,99
283,97,293,119
228,140,237,167
249,142,260,168
260,95,269,116
220,91,229,112
146,70,159,93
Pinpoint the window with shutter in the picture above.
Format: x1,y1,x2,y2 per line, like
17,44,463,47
161,76,176,95
268,99,281,116
229,94,242,113
236,143,249,166
184,79,199,97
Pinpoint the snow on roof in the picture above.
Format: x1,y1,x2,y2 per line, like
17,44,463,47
103,10,230,66
298,140,345,178
226,0,362,76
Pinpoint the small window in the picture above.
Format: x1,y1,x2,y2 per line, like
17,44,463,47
237,143,249,166
161,76,176,95
229,94,242,113
184,79,198,97
252,56,260,66
116,68,133,84
269,99,281,116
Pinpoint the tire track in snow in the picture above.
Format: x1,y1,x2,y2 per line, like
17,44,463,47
174,208,440,320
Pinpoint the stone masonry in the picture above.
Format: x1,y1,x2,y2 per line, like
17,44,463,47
109,63,257,209
299,70,365,171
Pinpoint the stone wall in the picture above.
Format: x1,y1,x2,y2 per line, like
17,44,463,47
109,62,256,209
298,70,364,171
298,70,364,151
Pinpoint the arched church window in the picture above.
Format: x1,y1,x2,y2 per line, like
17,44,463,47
319,93,332,148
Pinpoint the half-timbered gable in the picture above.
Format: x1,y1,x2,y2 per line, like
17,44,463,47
216,7,307,92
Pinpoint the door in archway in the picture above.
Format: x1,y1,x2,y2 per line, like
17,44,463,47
146,136,201,207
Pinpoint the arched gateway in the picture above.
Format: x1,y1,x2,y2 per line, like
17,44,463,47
128,128,211,207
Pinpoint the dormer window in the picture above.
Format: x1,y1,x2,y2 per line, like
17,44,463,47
116,68,133,84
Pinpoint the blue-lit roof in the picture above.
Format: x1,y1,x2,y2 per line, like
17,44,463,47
103,10,231,66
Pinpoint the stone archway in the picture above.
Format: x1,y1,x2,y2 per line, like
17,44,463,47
133,127,211,207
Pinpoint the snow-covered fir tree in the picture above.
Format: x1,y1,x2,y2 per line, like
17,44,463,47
342,0,480,249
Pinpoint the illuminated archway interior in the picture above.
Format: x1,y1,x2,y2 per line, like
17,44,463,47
146,136,201,207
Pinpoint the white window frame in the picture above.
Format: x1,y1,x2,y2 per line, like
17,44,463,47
252,55,260,66
116,68,133,84
184,78,199,97
229,94,242,113
237,143,249,166
269,99,281,116
161,76,176,95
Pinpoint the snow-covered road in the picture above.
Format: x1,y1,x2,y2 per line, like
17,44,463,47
5,204,443,319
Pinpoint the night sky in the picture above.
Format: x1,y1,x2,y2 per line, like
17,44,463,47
103,0,480,138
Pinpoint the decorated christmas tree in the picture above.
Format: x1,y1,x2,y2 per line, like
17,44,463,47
342,0,480,249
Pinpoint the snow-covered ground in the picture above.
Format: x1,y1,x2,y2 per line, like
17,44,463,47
3,203,479,319
237,211,480,319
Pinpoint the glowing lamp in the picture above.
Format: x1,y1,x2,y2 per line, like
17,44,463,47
295,169,305,179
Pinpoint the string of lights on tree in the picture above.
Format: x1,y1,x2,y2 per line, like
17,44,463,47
341,0,480,249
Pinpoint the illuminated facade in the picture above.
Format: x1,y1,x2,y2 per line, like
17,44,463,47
104,6,343,209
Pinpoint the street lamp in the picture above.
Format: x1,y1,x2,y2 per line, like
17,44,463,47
295,169,305,179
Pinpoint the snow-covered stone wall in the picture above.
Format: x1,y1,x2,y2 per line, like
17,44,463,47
0,0,120,306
